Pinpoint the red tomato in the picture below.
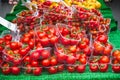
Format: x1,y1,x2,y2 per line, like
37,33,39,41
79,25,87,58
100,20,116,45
48,66,57,74
4,34,12,41
28,39,35,49
21,37,30,43
40,36,49,46
41,50,50,59
31,60,39,67
83,46,91,56
11,66,20,75
50,36,58,45
37,31,46,38
50,58,57,66
97,34,108,44
79,42,87,49
0,38,4,44
10,42,19,50
69,45,77,53
0,46,4,51
112,50,120,58
24,56,31,64
103,47,112,55
2,63,11,75
30,51,40,60
33,67,42,76
29,30,35,37
93,41,104,53
66,56,76,64
76,65,86,73
60,36,70,45
79,57,87,64
58,65,64,72
99,64,108,72
67,66,75,73
82,37,89,45
89,64,98,72
116,54,120,62
25,64,32,74
61,27,69,36
42,59,50,67
99,56,110,64
112,65,120,73
24,33,31,38
105,43,113,49
57,53,67,62
19,48,28,57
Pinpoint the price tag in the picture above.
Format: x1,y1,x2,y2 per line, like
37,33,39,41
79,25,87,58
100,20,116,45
0,17,17,32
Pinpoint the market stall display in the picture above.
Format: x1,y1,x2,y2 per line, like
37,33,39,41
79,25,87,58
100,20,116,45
0,0,120,80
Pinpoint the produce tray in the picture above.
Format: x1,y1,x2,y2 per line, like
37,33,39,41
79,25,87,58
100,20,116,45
0,66,120,80
0,0,120,80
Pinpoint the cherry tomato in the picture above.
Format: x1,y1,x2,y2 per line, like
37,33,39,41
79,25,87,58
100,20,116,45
2,63,11,75
41,49,50,59
76,65,86,73
33,67,42,76
42,59,50,67
11,66,20,75
24,56,31,64
79,57,87,64
99,64,108,72
67,66,75,73
58,65,64,72
112,65,120,73
30,51,40,60
25,64,32,74
48,66,57,74
66,56,76,64
97,34,108,44
4,34,12,41
99,56,110,64
50,58,57,66
89,64,98,72
31,60,39,67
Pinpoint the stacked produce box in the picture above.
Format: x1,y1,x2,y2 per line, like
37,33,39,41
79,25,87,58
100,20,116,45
0,0,119,76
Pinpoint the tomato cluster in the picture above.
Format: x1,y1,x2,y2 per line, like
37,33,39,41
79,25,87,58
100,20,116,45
111,50,120,73
0,0,118,75
89,56,110,72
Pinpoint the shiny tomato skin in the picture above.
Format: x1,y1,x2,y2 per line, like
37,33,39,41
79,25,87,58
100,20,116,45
11,66,20,75
50,58,57,66
4,34,12,41
67,66,75,73
33,67,42,76
41,50,50,59
76,65,86,73
42,59,50,67
112,65,120,73
89,64,98,72
99,64,108,72
48,66,57,74
66,56,76,64
31,60,39,67
58,65,64,72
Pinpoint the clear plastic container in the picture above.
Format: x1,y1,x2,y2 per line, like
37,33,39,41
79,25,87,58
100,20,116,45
35,24,59,46
22,66,42,75
66,64,86,73
55,43,78,64
45,64,65,74
56,23,85,45
88,56,110,72
1,61,21,75
29,47,52,60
